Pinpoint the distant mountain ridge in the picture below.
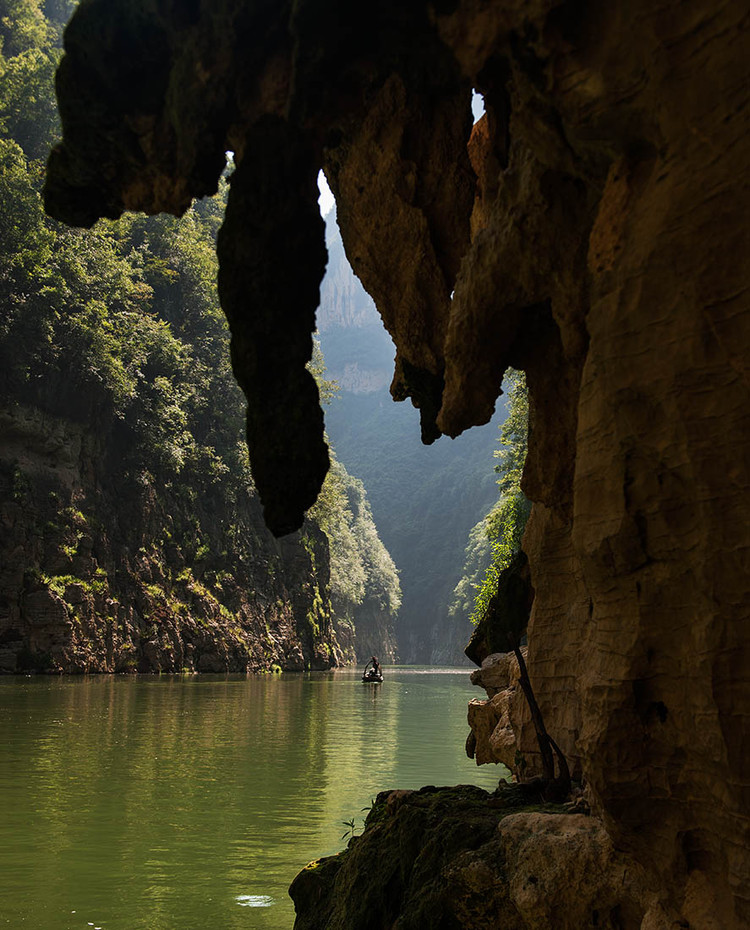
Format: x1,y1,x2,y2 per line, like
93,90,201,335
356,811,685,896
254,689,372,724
318,211,504,664
319,216,379,332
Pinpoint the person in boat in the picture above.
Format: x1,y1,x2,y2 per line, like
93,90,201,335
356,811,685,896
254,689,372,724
362,656,382,681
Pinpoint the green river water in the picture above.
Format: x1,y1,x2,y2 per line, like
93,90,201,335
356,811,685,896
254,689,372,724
0,668,505,930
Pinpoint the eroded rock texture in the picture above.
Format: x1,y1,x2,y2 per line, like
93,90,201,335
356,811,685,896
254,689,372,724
46,0,750,926
467,651,533,772
290,787,664,930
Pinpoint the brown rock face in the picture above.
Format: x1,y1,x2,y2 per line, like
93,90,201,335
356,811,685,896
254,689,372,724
467,651,535,774
45,0,750,925
216,122,329,535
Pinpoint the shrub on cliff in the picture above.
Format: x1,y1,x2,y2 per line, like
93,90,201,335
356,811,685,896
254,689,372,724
449,369,530,627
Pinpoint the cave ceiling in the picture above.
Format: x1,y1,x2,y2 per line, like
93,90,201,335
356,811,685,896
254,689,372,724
45,0,586,535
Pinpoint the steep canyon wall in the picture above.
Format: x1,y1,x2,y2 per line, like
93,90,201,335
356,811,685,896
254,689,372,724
44,0,750,925
0,400,343,674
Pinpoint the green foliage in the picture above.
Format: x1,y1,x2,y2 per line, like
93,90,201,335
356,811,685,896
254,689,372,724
467,370,531,625
0,0,62,159
0,70,246,497
46,573,77,597
345,475,401,615
494,369,529,498
11,463,30,501
448,516,492,621
308,337,339,406
341,817,359,840
305,336,400,625
311,457,366,606
308,453,401,618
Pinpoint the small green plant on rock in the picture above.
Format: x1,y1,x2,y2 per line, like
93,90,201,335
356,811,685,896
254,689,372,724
470,370,531,626
340,818,358,841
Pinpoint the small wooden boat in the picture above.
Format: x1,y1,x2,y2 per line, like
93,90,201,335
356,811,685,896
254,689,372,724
362,667,384,683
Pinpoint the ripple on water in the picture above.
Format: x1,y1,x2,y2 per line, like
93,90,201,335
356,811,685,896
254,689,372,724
236,894,275,907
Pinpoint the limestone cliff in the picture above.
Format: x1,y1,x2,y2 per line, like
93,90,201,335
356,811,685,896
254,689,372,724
44,0,750,926
319,211,385,338
0,401,343,674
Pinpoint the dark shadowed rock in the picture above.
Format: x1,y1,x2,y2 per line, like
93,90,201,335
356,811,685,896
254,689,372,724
290,787,657,930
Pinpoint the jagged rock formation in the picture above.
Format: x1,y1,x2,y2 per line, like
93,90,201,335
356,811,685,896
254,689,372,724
467,651,531,770
44,0,750,926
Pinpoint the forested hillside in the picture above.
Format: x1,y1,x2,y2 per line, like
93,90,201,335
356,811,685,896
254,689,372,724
451,369,530,636
0,0,399,673
318,212,502,664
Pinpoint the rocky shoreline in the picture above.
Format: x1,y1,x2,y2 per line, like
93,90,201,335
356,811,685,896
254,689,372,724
290,785,667,930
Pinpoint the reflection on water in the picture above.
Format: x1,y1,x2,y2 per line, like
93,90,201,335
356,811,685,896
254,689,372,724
0,669,505,930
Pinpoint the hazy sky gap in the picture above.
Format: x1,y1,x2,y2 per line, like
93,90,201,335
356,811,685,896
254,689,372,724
317,170,335,217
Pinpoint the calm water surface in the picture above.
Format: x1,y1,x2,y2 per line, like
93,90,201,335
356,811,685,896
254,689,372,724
0,668,505,930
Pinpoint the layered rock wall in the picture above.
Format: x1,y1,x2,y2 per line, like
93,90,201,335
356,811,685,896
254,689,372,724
0,402,344,673
44,0,750,924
